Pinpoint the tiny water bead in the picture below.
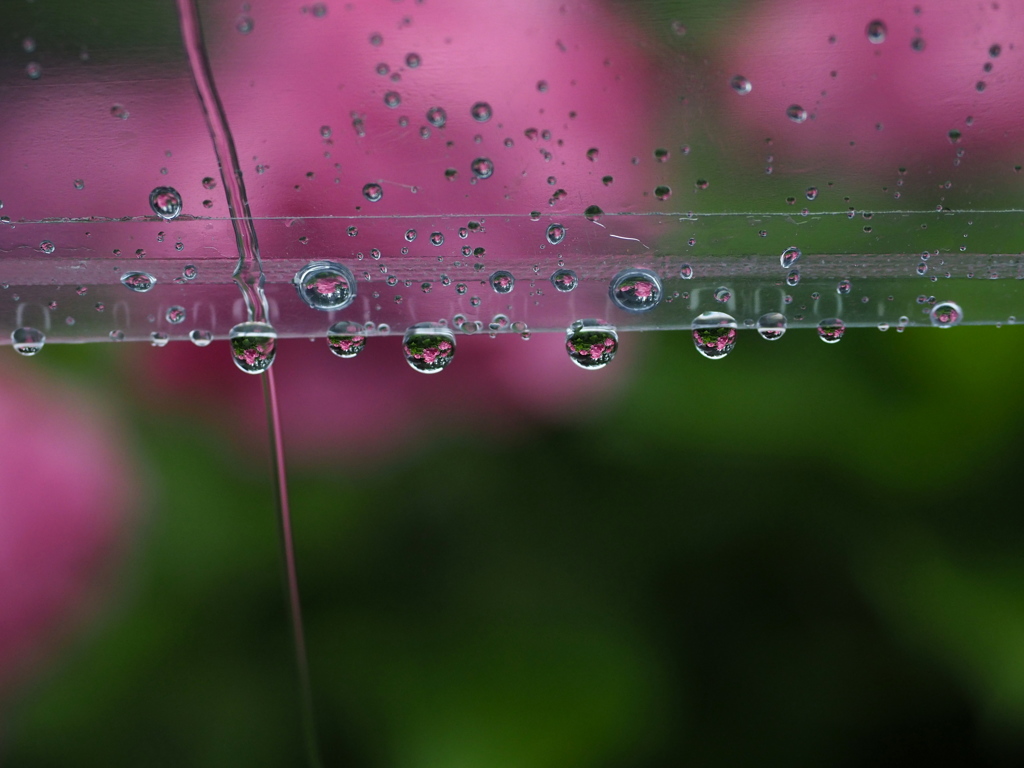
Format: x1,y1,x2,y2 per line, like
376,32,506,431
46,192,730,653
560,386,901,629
565,320,618,370
39,240,55,254
403,324,455,374
471,157,494,179
11,327,45,356
866,19,887,43
714,286,732,303
121,271,157,292
362,183,383,202
780,247,801,269
756,312,787,341
679,264,693,280
150,332,170,347
786,269,801,287
165,306,186,324
930,301,963,328
489,270,515,294
426,106,447,127
183,264,198,280
383,91,401,108
190,329,213,346
692,312,737,360
149,186,183,220
550,269,579,292
584,205,604,223
470,102,492,122
430,231,444,246
817,318,846,344
404,228,417,242
654,185,672,200
610,269,662,312
786,105,808,123
730,75,752,95
294,261,356,311
837,279,852,295
229,322,278,374
546,223,566,245
327,321,367,358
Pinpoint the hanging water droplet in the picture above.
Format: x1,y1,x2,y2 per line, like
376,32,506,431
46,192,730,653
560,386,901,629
149,186,182,220
165,305,186,324
426,106,447,127
866,19,887,43
11,327,45,356
362,183,383,202
471,157,494,179
326,321,366,358
471,101,493,122
150,332,169,347
837,279,852,295
490,270,515,294
714,286,732,303
565,319,618,369
546,223,566,245
294,261,356,311
786,105,808,123
730,75,752,94
190,329,213,346
817,318,846,344
121,271,157,292
109,330,125,342
550,268,579,292
680,264,693,280
403,323,455,373
692,312,737,360
930,301,963,328
229,322,277,374
756,312,787,341
610,269,662,312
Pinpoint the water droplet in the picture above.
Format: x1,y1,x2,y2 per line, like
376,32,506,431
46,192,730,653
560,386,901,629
237,15,254,34
911,36,926,52
190,329,213,347
149,186,182,220
817,318,846,344
930,301,962,328
74,179,85,190
471,102,492,122
150,332,169,347
490,270,515,294
383,90,401,108
654,185,672,201
730,75,752,95
11,327,45,356
22,37,36,53
783,269,800,287
406,52,421,68
990,44,1002,58
430,231,445,246
866,19,887,43
294,261,356,311
39,240,55,254
229,322,277,374
546,223,566,245
426,106,447,127
326,321,366,358
183,264,198,280
565,320,617,369
25,62,42,80
362,183,383,202
109,330,125,342
584,204,603,223
121,271,157,292
786,104,808,123
714,286,732,303
471,157,494,179
610,269,662,312
405,228,417,242
757,312,787,341
837,279,852,295
550,269,579,292
692,312,737,360
680,264,693,280
805,187,818,201
780,246,801,269
165,305,186,324
403,323,455,373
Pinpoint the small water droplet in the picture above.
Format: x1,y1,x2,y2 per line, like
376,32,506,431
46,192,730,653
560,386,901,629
229,322,277,374
383,90,401,108
671,19,686,36
837,279,852,295
692,312,737,360
471,102,492,122
362,182,383,202
149,186,182,220
406,52,421,68
294,261,356,311
757,312,787,341
546,223,566,245
430,231,445,246
326,321,366,358
805,187,818,201
990,44,1002,58
426,106,447,127
404,228,417,242
25,62,42,80
566,319,618,369
11,327,45,356
39,240,55,254
190,329,213,347
714,286,732,303
654,185,672,201
74,179,85,190
610,269,662,312
780,246,801,269
584,205,603,223
182,264,198,281
121,271,157,292
150,332,169,347
730,75,752,94
786,104,808,123
930,301,962,328
817,318,845,344
866,19,887,43
165,305,186,324
471,157,494,179
550,269,578,293
109,330,125,342
237,15,254,34
490,270,515,294
403,323,455,373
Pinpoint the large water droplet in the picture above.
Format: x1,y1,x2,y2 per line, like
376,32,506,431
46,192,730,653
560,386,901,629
730,75,752,94
229,322,277,374
294,261,356,311
546,223,566,245
362,183,383,202
490,270,515,294
780,246,801,268
149,187,182,220
565,319,618,369
121,271,157,292
11,327,45,356
866,19,887,43
327,321,366,358
756,312,787,341
692,312,737,360
550,268,578,292
403,323,455,374
610,268,662,312
150,332,169,347
817,318,846,344
930,301,963,328
471,157,494,179
471,102,493,122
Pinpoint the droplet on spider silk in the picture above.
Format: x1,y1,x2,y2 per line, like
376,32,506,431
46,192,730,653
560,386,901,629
229,322,277,374
190,329,213,347
565,319,618,370
692,312,737,360
780,246,801,269
294,261,356,311
327,321,367,358
757,312,787,341
930,301,963,328
11,327,45,356
402,323,455,374
609,268,662,312
149,186,182,220
817,318,845,344
550,268,578,292
121,271,156,293
489,270,515,294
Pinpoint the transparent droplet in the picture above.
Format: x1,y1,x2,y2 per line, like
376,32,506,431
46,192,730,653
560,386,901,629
326,321,366,358
805,187,818,201
183,264,197,280
610,268,662,312
202,176,217,190
756,312,787,341
294,261,356,311
930,301,963,328
490,270,515,294
149,186,183,220
11,327,45,356
866,19,887,43
654,185,672,201
546,223,566,245
165,305,186,324
730,75,752,95
190,329,213,347
403,323,455,374
471,102,493,122
109,330,125,342
406,52,421,68
150,332,169,347
565,319,618,370
39,240,55,254
550,269,578,293
383,91,401,108
817,318,846,344
25,62,42,80
74,179,85,190
786,105,808,123
426,106,447,127
362,183,383,202
120,271,156,292
229,322,277,374
714,286,732,303
470,157,494,179
587,148,599,161
584,204,604,223
779,247,802,270
837,279,852,295
405,228,417,242
786,269,801,287
236,15,254,34
692,312,737,360
680,264,693,280
430,231,445,246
